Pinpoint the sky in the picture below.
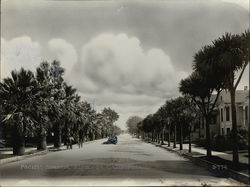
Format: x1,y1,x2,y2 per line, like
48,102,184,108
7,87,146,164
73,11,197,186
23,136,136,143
1,0,249,130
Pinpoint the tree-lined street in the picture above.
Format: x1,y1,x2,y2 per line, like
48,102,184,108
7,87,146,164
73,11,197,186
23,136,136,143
0,134,243,186
1,1,249,186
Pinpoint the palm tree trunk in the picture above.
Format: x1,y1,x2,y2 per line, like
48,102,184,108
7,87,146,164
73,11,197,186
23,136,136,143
54,126,62,148
199,116,202,139
205,115,212,157
189,126,192,153
173,125,176,148
168,125,171,147
180,124,183,150
13,129,25,155
37,131,47,150
230,88,239,165
161,127,164,145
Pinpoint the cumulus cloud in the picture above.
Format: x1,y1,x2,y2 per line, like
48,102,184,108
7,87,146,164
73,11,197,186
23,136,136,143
48,38,78,79
67,33,187,129
1,37,78,81
2,0,249,130
1,36,42,79
71,33,187,98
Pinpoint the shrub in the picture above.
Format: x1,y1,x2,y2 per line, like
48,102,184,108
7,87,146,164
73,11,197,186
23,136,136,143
212,135,226,151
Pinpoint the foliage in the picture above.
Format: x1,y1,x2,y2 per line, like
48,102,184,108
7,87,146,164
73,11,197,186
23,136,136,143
126,116,143,135
0,60,121,154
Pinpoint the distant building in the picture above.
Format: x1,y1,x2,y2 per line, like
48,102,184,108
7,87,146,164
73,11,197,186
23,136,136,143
193,86,249,140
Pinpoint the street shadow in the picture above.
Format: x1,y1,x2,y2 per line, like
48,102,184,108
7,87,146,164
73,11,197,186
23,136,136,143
1,157,220,179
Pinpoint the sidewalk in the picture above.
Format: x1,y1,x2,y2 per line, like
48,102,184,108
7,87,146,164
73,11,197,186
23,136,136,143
160,142,248,165
0,141,92,156
0,144,70,166
150,140,250,184
0,145,55,158
0,138,105,165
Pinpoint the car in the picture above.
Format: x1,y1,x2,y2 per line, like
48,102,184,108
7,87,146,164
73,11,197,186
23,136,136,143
102,136,118,144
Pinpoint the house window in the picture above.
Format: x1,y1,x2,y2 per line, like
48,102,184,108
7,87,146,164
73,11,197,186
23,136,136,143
221,108,223,122
226,106,230,121
246,106,248,121
226,128,230,135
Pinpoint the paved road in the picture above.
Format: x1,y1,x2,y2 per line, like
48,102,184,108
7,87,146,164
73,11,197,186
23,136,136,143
0,134,243,186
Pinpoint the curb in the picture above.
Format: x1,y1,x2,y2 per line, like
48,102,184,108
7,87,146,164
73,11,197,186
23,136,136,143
149,141,250,185
0,150,48,166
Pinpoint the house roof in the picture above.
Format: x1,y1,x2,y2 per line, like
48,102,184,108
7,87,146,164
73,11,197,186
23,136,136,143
217,90,249,104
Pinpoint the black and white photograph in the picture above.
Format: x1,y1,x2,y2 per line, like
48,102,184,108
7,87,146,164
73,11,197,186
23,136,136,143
0,0,249,186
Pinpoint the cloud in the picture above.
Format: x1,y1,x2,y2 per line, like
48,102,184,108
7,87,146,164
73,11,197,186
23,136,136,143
2,0,249,130
3,0,248,73
48,38,78,79
222,0,249,10
1,36,42,79
71,33,187,98
1,37,78,81
237,64,249,90
68,33,187,129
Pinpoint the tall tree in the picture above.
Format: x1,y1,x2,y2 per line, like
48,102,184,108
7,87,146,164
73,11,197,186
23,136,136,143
194,31,249,164
140,114,154,141
0,69,38,155
48,60,66,148
156,105,173,145
164,99,178,148
102,107,119,136
126,116,143,136
180,70,223,157
61,83,78,144
169,97,191,150
34,62,52,150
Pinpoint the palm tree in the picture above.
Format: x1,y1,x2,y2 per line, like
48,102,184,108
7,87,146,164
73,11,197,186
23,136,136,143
165,100,177,148
140,114,154,141
34,62,52,150
194,31,249,165
213,32,248,166
154,108,166,145
47,61,66,148
61,83,78,144
73,100,87,143
0,68,38,155
180,70,223,157
157,107,166,145
165,98,185,150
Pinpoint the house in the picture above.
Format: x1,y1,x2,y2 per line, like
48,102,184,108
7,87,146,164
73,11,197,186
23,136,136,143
217,87,249,136
193,86,249,140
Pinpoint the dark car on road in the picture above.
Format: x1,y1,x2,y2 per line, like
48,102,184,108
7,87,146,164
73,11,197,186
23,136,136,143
103,136,118,144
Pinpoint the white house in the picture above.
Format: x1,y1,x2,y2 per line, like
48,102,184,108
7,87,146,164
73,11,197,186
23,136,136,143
192,86,249,140
217,87,249,136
